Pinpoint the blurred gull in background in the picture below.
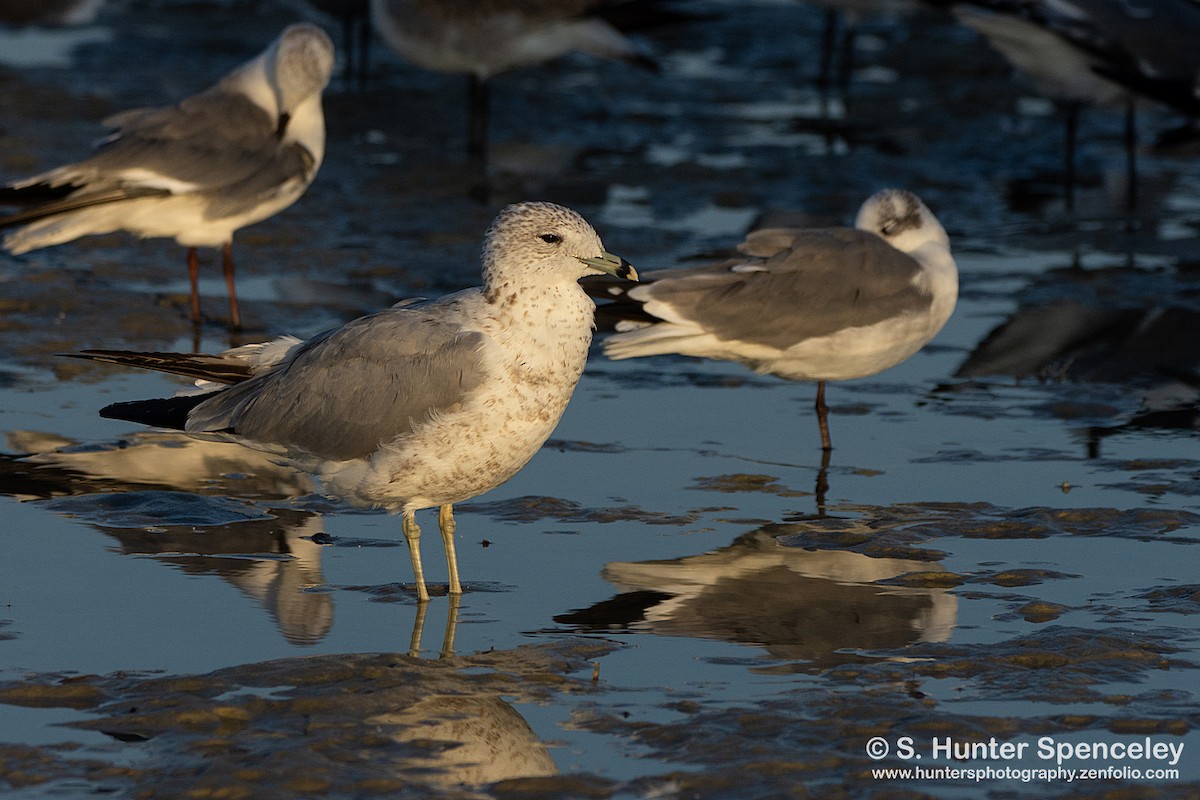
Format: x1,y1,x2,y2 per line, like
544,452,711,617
0,0,105,27
0,22,335,329
370,0,692,171
954,0,1200,208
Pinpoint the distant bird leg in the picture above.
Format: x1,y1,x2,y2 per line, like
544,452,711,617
402,510,430,603
818,8,838,96
438,503,462,596
222,241,240,329
187,246,202,324
815,379,832,451
815,9,857,103
343,5,372,88
837,22,856,97
1124,100,1137,210
1063,102,1080,211
468,74,490,173
356,11,371,88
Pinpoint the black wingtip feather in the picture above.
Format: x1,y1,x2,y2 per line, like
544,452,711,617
99,395,213,431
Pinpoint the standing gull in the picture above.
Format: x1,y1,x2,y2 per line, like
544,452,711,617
370,0,662,171
0,23,335,329
71,202,637,602
593,189,957,450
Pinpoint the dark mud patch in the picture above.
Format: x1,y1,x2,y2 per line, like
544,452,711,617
566,626,1195,798
586,366,766,391
844,626,1190,697
0,641,617,799
544,439,629,455
1137,586,1200,616
1014,601,1072,623
462,494,703,526
44,490,272,528
690,473,810,498
341,581,511,603
805,502,1200,545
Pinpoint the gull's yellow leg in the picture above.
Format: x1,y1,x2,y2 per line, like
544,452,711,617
402,510,430,603
438,503,462,595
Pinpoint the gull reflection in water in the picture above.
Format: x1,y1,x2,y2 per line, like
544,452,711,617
557,523,957,669
954,288,1200,454
368,693,557,786
64,645,566,792
0,429,333,645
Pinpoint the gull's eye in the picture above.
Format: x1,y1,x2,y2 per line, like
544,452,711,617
539,233,563,244
880,221,898,236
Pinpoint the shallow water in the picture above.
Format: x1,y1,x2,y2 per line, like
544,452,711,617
2,1,1200,797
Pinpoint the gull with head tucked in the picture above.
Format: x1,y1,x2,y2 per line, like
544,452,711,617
593,189,957,450
0,23,335,329
71,202,637,602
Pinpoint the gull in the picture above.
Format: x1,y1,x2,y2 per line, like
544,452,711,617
0,23,335,329
370,0,661,170
0,0,104,27
954,0,1200,208
594,189,957,451
70,202,637,602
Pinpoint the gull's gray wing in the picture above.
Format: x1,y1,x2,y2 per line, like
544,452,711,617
188,305,489,462
44,91,317,218
639,227,931,349
94,91,279,182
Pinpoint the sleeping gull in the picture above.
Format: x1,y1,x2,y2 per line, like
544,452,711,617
593,188,957,450
370,0,660,170
70,202,637,602
0,22,335,329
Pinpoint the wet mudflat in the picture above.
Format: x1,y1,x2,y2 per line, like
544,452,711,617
1,1,1200,797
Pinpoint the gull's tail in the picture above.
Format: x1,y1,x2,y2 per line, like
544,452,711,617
0,183,170,254
65,349,254,385
63,349,243,430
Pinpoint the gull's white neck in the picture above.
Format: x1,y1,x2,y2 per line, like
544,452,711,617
912,241,959,331
483,273,597,378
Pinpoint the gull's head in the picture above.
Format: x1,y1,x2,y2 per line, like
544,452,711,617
855,188,949,255
266,23,335,112
482,202,637,287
